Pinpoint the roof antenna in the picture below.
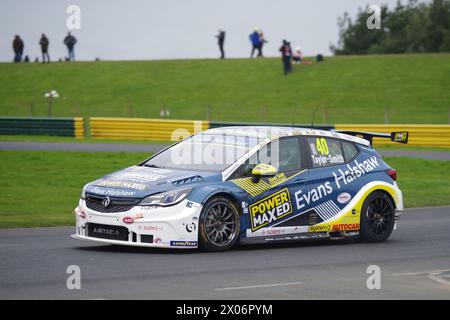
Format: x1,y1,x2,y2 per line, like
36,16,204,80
292,91,298,129
311,106,319,129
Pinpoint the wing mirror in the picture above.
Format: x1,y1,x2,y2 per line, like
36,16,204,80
251,164,278,183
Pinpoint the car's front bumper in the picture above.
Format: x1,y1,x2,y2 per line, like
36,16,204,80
72,199,203,249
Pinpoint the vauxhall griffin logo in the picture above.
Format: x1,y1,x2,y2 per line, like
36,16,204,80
102,197,111,208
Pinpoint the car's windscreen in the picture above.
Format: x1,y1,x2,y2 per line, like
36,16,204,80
143,133,261,172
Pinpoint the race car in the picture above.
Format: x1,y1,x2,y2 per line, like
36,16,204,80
72,126,408,251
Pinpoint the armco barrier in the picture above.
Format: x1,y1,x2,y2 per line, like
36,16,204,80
90,117,209,141
0,117,84,138
334,124,450,147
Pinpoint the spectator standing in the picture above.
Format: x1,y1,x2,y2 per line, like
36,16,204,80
249,28,262,58
64,32,77,61
39,34,50,63
216,30,226,59
12,35,24,63
279,40,293,75
258,30,267,57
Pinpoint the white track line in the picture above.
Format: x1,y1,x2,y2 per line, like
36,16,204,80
391,269,450,276
214,281,303,291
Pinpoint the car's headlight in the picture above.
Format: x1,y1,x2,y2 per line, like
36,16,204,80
139,188,192,207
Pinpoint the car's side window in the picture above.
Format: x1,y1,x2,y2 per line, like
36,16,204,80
342,141,359,162
307,137,345,168
230,137,302,179
277,137,302,172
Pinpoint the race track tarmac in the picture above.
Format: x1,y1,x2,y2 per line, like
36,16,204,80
0,206,449,299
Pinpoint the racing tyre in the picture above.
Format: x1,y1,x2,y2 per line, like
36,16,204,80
199,197,240,252
360,191,395,242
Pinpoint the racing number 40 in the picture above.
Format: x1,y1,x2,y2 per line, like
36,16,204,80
316,138,329,155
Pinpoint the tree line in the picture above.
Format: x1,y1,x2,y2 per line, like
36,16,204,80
332,0,450,55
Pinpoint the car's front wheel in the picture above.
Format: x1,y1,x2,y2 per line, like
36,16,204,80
360,191,395,242
199,196,240,252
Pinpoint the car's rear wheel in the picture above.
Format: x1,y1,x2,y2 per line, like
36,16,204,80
199,197,240,252
360,191,395,242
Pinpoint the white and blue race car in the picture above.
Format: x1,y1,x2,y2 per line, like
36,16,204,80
72,126,408,251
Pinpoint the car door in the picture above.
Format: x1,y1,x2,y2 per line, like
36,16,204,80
294,136,358,232
229,136,309,238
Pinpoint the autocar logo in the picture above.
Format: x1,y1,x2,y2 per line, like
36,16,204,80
102,197,111,208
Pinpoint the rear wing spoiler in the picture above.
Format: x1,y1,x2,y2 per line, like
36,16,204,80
334,130,409,145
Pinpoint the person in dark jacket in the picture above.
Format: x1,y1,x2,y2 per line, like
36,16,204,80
258,30,267,57
279,40,293,75
63,32,77,61
249,28,262,58
39,34,50,63
216,30,226,59
12,35,24,63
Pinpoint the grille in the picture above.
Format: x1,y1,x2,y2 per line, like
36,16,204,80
85,193,141,213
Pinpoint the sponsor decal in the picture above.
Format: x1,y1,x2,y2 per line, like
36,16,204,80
138,225,163,232
112,172,166,183
92,227,120,236
268,173,287,186
123,216,133,224
333,156,379,189
295,182,333,210
140,205,158,210
295,156,380,210
308,225,331,233
97,180,147,190
309,137,345,166
337,192,352,204
249,188,293,231
241,202,248,214
185,222,196,233
262,228,283,236
154,237,162,244
392,132,408,143
311,154,345,166
90,187,136,197
170,240,197,247
133,212,144,220
332,223,360,231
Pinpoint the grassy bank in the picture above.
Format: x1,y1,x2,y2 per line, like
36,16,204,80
1,54,449,124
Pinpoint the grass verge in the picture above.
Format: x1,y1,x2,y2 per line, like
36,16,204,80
0,151,448,228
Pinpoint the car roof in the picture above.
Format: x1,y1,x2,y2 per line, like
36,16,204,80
204,126,370,146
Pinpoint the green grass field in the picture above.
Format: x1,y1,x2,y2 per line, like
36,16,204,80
1,54,449,124
0,150,149,228
0,150,448,228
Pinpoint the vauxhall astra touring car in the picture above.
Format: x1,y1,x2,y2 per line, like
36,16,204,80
72,126,408,251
